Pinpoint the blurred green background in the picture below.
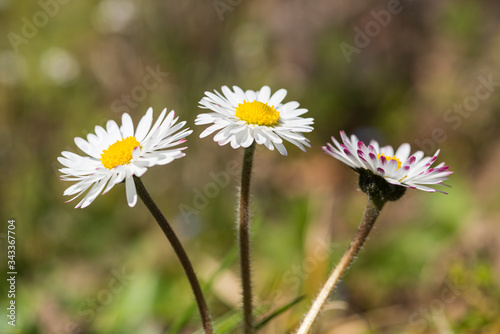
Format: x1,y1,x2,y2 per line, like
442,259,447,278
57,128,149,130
1,0,500,333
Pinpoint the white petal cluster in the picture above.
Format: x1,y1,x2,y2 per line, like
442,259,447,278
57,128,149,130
59,108,192,208
196,85,314,156
324,131,453,193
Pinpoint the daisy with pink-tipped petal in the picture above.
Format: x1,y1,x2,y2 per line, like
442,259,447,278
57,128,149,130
297,133,453,334
58,107,192,208
323,131,453,195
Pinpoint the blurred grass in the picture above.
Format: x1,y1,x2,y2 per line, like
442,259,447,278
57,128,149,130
1,0,500,333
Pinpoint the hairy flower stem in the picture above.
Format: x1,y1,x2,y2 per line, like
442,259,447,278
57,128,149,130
296,197,385,334
239,142,256,334
134,176,213,334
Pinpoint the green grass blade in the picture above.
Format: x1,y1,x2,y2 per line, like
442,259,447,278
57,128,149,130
255,295,305,330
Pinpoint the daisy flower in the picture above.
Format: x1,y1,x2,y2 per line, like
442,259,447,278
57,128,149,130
58,108,192,208
323,131,452,196
296,131,454,333
196,85,314,156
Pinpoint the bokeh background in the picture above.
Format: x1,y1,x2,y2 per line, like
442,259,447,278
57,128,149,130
1,0,500,333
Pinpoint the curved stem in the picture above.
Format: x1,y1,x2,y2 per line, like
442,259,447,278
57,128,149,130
134,176,213,334
239,143,256,334
296,197,385,334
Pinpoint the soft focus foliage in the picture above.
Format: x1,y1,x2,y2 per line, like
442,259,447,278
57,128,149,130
1,0,500,333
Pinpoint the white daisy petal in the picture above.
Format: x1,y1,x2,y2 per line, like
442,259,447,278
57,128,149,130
395,143,411,161
230,135,241,149
94,125,107,142
412,151,425,164
121,113,134,137
75,137,99,159
277,133,307,151
102,172,120,195
282,108,308,118
65,188,89,205
257,86,271,102
232,85,246,101
114,165,127,183
221,86,239,106
274,141,288,156
106,120,121,142
129,162,148,177
81,175,111,208
61,150,85,161
385,159,399,176
59,107,191,208
143,108,167,143
245,89,257,102
156,154,175,165
369,140,380,153
380,145,394,157
262,128,283,144
323,147,358,169
213,126,233,142
132,146,141,160
85,134,99,151
261,135,275,151
64,179,95,196
205,91,234,110
125,175,137,207
385,178,402,186
268,88,287,106
410,184,436,193
218,135,232,146
254,131,266,145
135,107,154,142
240,129,255,148
279,101,300,113
200,123,227,138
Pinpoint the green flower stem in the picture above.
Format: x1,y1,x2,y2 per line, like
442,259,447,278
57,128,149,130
239,142,256,334
296,197,385,334
133,176,213,334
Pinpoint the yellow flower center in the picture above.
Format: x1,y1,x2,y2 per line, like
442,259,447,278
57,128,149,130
100,136,141,169
235,100,280,126
377,153,402,170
